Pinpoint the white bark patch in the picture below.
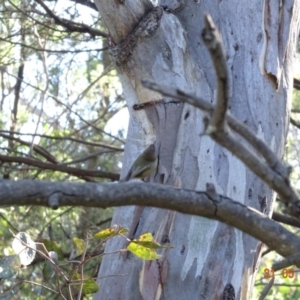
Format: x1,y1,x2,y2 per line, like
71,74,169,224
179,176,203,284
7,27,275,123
180,216,218,281
152,13,188,88
232,229,244,290
259,0,287,88
256,123,265,141
227,152,246,203
257,123,277,152
227,153,246,289
197,137,224,193
155,283,162,300
161,13,186,51
270,134,276,152
118,73,156,145
180,138,222,280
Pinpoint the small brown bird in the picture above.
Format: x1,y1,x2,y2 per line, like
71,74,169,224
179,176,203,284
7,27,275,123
122,143,158,181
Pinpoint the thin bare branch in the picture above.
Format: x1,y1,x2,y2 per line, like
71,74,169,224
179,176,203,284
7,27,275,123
210,124,299,209
0,38,107,53
34,0,107,37
57,149,116,166
141,80,289,178
1,180,300,259
142,80,298,216
258,278,274,300
0,154,119,181
200,14,299,216
4,70,125,144
294,78,300,90
0,133,57,163
38,0,98,11
273,253,300,270
290,116,300,130
38,207,73,238
202,14,229,132
0,131,123,151
272,212,300,228
70,0,98,11
142,12,297,216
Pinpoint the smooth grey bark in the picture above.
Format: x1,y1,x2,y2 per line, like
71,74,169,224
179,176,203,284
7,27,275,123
94,0,300,299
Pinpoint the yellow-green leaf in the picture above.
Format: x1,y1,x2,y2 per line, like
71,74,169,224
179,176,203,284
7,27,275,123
94,225,128,240
127,242,161,260
126,233,167,260
72,237,85,256
131,240,165,249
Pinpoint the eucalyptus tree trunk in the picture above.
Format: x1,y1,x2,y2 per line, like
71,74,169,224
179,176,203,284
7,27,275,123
94,0,299,299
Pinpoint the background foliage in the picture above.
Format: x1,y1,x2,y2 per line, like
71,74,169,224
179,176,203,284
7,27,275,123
0,1,125,298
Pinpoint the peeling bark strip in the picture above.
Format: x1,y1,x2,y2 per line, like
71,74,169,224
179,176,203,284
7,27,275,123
161,0,186,13
258,195,267,213
132,99,181,110
108,6,163,65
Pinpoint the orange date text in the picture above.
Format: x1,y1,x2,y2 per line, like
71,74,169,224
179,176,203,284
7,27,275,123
264,268,294,279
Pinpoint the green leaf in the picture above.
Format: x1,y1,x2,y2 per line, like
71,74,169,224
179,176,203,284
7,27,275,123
81,278,99,294
42,260,55,282
73,272,99,295
38,239,64,260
